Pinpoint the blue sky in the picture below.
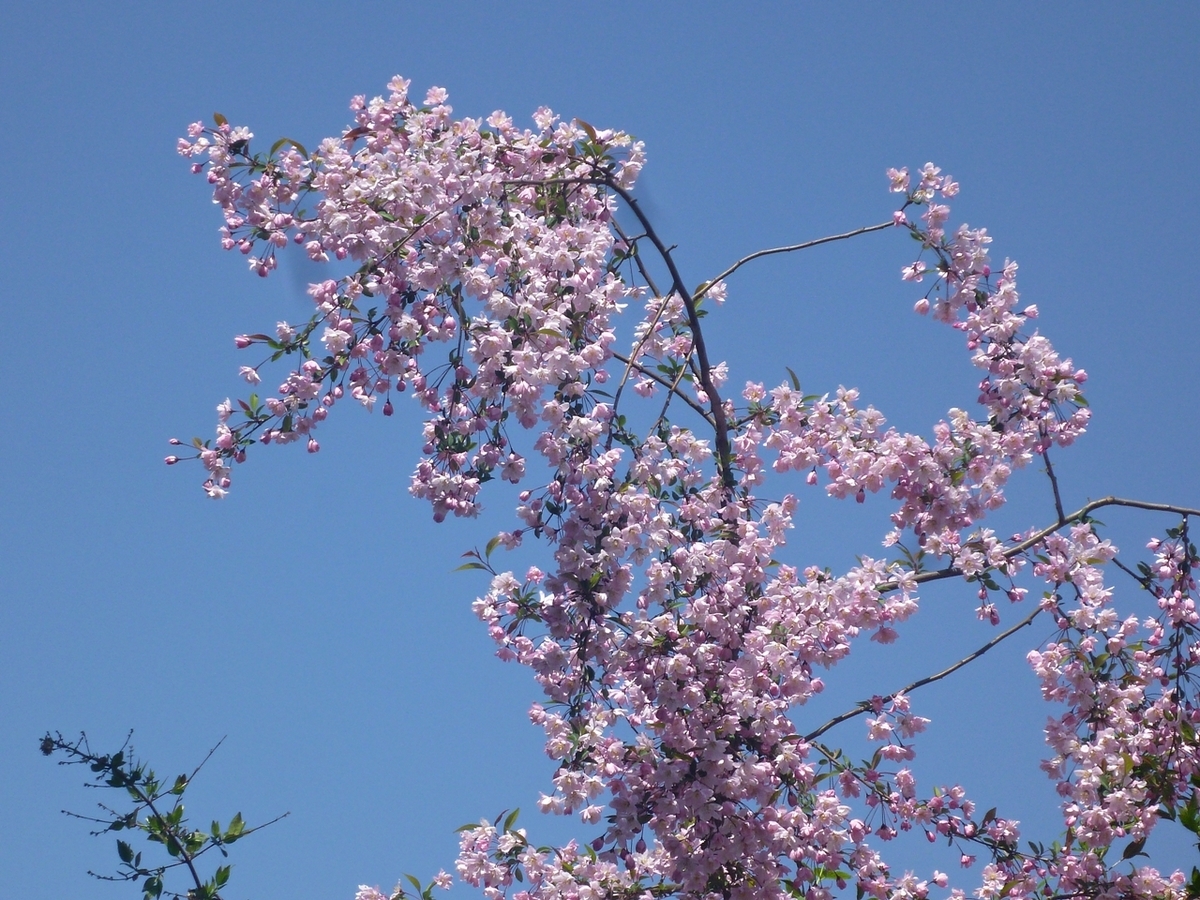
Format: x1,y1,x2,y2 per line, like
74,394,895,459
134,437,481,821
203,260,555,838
2,3,1198,898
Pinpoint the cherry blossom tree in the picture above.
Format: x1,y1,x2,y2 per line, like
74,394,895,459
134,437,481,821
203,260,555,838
74,77,1200,900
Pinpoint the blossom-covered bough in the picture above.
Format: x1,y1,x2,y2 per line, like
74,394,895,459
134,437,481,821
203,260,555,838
174,78,1200,900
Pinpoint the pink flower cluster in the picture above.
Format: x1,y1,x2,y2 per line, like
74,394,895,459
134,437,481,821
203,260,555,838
178,77,642,506
178,83,1199,900
763,167,1088,560
1027,525,1199,899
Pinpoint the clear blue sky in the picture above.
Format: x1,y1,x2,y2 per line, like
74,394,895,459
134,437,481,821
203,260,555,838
2,3,1198,897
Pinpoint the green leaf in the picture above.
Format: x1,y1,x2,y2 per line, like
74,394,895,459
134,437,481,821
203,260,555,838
406,874,423,894
502,808,521,832
271,137,308,158
117,839,134,864
1180,799,1200,833
454,561,489,572
576,119,599,143
227,811,245,838
213,113,227,127
1122,836,1147,860
214,865,231,888
785,367,802,392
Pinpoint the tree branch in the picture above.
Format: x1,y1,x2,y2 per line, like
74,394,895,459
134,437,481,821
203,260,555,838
877,496,1200,593
608,219,670,437
609,351,715,425
611,219,663,298
1042,447,1066,524
600,177,736,491
696,221,894,302
802,605,1042,742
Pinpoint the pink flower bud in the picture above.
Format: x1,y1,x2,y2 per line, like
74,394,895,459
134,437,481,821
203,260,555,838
164,456,179,465
307,438,320,453
914,298,930,315
806,470,818,486
234,335,253,348
168,438,182,445
383,399,394,416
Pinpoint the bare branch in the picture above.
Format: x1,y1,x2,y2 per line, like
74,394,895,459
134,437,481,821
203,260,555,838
609,351,714,425
611,219,663,298
802,605,1042,742
1042,448,1066,524
696,221,894,302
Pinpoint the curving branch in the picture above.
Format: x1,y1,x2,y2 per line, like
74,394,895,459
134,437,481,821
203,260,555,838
876,496,1200,594
695,221,894,302
802,605,1042,742
599,177,736,491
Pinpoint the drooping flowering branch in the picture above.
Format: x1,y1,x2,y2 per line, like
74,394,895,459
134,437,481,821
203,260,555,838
165,80,1199,900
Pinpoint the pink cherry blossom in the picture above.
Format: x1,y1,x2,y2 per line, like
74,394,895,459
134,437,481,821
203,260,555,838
175,79,1200,900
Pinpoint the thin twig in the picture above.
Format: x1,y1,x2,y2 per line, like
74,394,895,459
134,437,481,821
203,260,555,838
802,606,1042,742
611,219,663,298
138,791,206,895
696,221,894,302
608,218,670,437
609,351,714,424
1111,555,1152,589
648,354,699,439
